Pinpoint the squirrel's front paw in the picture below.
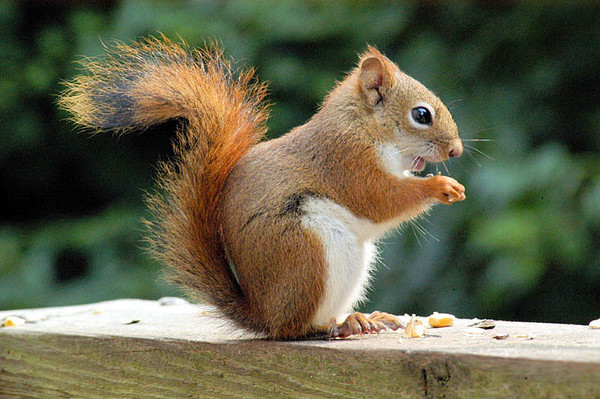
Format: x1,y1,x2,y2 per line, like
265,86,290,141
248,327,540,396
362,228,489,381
427,173,466,204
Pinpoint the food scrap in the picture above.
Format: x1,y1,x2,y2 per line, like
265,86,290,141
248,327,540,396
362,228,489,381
469,319,496,330
516,333,536,340
3,316,26,327
589,318,600,329
405,314,426,338
428,312,455,328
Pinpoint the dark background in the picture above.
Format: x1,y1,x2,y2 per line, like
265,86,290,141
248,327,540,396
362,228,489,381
2,1,599,324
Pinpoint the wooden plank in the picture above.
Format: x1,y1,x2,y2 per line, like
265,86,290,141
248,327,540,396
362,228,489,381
1,299,599,398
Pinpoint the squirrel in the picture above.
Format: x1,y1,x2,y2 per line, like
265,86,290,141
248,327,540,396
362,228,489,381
59,36,465,340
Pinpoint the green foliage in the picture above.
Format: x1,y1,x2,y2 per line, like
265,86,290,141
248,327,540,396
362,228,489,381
0,206,175,310
1,2,599,323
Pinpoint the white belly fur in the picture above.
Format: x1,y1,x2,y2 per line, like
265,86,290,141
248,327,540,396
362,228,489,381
301,196,405,326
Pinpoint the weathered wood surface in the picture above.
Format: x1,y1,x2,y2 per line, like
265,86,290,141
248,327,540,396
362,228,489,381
0,299,599,398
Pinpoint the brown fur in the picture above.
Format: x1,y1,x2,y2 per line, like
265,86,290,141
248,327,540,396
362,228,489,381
59,36,269,334
60,37,465,340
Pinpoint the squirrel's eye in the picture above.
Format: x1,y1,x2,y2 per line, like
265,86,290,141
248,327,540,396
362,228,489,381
411,107,433,126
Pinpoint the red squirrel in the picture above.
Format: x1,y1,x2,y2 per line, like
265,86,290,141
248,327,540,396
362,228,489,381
59,36,465,339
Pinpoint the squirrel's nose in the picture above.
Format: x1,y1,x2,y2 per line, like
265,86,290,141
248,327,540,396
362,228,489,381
448,142,463,158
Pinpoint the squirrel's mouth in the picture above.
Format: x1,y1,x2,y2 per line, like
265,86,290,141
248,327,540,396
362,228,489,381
410,156,427,172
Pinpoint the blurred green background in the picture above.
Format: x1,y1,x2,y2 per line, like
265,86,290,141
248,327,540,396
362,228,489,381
1,1,599,324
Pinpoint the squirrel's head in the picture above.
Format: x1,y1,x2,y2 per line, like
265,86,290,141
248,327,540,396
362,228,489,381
356,47,462,173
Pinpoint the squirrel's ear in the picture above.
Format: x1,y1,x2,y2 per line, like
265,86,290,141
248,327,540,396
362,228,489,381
359,56,392,106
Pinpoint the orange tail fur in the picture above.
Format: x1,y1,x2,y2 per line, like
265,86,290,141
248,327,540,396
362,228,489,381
59,36,269,331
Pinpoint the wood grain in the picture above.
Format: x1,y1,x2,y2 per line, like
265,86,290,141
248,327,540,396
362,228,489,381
1,299,599,398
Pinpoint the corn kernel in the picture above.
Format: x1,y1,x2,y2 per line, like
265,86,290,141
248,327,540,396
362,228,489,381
428,312,455,328
3,316,26,327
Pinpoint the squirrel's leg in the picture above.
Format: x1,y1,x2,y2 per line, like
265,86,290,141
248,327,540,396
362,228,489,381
225,213,329,340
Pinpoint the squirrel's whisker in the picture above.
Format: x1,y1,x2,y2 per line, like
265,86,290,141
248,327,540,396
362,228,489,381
464,144,495,160
441,161,451,176
465,150,482,168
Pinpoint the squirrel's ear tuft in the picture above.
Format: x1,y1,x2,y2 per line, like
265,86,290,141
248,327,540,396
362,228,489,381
363,45,383,58
358,54,393,106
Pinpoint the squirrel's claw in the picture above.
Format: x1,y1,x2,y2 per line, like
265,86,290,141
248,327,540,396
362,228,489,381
327,311,404,339
427,174,466,204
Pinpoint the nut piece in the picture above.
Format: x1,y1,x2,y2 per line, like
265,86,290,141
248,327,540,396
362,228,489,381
428,312,455,328
405,314,426,338
3,316,26,327
589,318,600,329
469,319,496,330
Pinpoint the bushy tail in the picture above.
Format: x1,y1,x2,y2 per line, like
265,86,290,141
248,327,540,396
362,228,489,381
59,36,268,330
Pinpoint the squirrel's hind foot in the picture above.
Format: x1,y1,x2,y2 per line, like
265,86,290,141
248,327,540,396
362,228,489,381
327,311,404,339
